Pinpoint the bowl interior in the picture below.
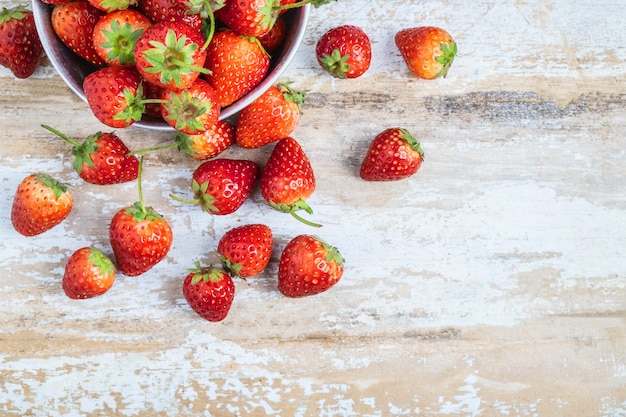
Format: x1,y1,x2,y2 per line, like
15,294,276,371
31,2,310,131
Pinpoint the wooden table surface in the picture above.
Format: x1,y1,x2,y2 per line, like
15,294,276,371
2,1,626,416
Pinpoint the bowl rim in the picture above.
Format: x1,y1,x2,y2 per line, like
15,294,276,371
31,2,310,131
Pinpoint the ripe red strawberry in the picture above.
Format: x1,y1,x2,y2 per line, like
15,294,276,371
175,120,235,160
203,29,270,107
11,173,73,236
235,82,305,149
160,77,220,134
41,125,139,185
278,234,344,297
137,0,203,32
109,158,173,276
134,20,207,91
83,66,145,128
214,0,279,37
316,25,371,79
395,26,457,80
62,247,116,299
217,224,273,278
260,136,320,227
360,127,424,181
0,6,44,79
257,14,286,54
51,1,106,66
88,0,136,12
171,158,260,215
182,263,235,322
92,9,152,67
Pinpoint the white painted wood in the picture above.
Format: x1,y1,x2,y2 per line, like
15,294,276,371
1,1,625,415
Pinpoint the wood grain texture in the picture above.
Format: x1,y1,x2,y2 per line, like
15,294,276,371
1,1,625,416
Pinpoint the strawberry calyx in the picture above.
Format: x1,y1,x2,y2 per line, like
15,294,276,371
399,128,425,158
126,156,164,221
169,179,218,213
0,5,29,23
188,261,227,284
142,29,210,87
270,199,322,228
41,125,99,174
96,0,137,12
217,253,243,278
112,83,148,125
35,173,69,198
319,48,350,79
98,19,145,66
162,89,212,133
435,40,457,78
278,82,306,114
87,247,117,276
319,238,344,265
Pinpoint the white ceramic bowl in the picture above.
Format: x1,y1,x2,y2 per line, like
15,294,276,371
31,2,310,130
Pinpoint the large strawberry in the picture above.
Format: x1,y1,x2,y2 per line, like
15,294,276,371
235,82,305,149
175,120,235,160
41,125,139,185
92,8,152,67
51,0,107,66
260,136,320,227
360,127,424,181
62,247,116,299
182,263,235,322
83,66,145,128
0,6,44,79
109,158,173,276
170,158,260,215
134,20,208,91
203,29,269,107
395,26,457,80
11,173,73,236
278,234,344,297
217,224,273,278
160,77,220,134
315,24,371,79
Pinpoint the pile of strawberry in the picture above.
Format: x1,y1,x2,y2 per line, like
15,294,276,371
4,1,457,322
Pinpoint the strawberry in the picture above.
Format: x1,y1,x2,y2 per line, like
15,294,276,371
214,0,280,37
217,224,273,278
175,120,235,160
160,77,221,134
182,263,235,322
278,234,344,297
92,9,152,67
11,173,73,236
41,125,139,185
88,0,136,12
203,29,270,108
0,6,44,79
257,14,286,54
133,20,208,91
171,158,260,215
359,127,424,181
260,136,320,227
316,25,371,79
109,158,173,276
395,26,457,80
235,82,305,149
137,0,203,32
62,247,116,299
83,66,146,128
51,1,107,66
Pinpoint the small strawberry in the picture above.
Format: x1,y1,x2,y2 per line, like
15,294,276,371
88,0,136,12
170,158,259,215
175,120,235,160
257,14,286,54
203,29,270,107
217,224,273,278
62,247,116,299
83,66,145,128
235,82,305,149
41,125,139,185
260,136,320,227
92,8,152,67
278,234,344,297
0,6,44,79
214,0,279,37
51,0,107,66
134,20,208,91
315,25,371,79
182,263,235,322
137,0,204,32
11,173,73,236
395,26,457,80
109,157,173,276
160,77,220,134
359,127,424,181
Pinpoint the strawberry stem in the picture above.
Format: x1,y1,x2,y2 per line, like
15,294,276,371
290,209,322,228
41,124,81,147
169,193,200,205
137,156,146,213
